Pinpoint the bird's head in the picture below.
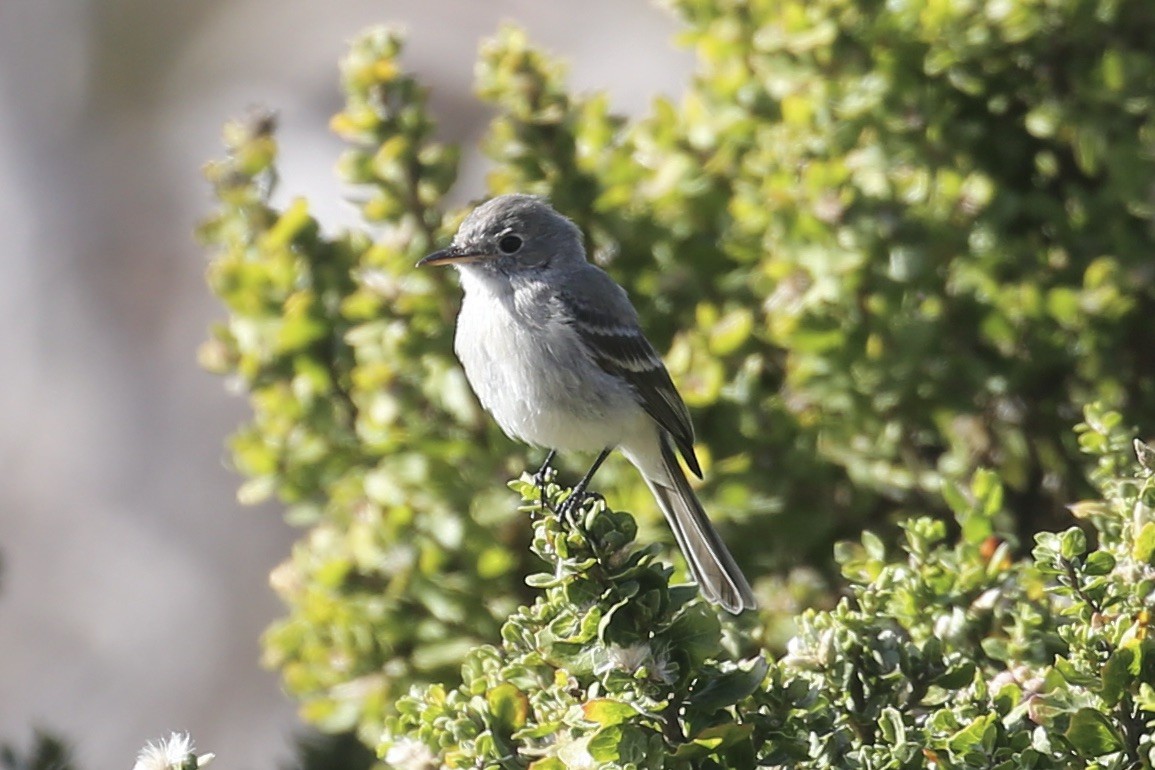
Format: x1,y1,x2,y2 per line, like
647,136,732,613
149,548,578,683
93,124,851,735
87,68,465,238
418,194,585,276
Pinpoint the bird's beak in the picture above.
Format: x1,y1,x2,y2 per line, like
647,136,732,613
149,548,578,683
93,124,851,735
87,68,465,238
417,246,487,267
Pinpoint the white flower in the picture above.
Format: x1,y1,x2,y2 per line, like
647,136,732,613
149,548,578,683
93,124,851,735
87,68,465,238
649,649,677,685
132,733,214,770
597,642,676,684
383,738,438,770
603,643,651,673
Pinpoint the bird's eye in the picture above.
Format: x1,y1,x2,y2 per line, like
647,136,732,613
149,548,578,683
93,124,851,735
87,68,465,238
497,234,523,255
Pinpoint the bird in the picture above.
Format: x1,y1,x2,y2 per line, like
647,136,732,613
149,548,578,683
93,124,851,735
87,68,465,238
418,194,756,614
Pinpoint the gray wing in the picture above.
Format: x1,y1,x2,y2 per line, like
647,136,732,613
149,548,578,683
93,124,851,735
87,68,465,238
559,275,702,478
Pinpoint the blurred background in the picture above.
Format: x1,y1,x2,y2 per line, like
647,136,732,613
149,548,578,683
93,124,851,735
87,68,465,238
0,2,693,768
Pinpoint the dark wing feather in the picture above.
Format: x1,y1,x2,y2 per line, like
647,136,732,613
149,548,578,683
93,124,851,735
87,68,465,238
562,293,702,478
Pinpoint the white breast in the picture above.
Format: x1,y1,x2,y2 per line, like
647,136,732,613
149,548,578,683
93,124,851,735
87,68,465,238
453,269,643,453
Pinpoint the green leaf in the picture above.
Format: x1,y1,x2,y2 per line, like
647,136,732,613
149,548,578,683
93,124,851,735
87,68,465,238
582,698,640,727
1053,656,1099,687
1099,644,1139,706
526,572,563,588
1065,708,1122,756
708,308,754,355
1138,683,1155,712
960,505,994,544
686,657,770,713
672,723,754,761
942,481,970,517
1059,527,1087,559
877,706,907,745
981,637,1010,662
1083,551,1116,575
1134,522,1155,565
664,604,723,669
972,468,1004,518
934,662,976,689
1046,286,1080,324
486,683,530,733
947,714,997,753
586,726,623,763
862,530,886,561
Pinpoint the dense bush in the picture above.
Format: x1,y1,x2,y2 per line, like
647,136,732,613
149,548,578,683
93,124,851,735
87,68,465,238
376,406,1155,768
199,0,1155,764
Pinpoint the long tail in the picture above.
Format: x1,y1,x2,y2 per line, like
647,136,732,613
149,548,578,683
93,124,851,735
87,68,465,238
640,434,756,614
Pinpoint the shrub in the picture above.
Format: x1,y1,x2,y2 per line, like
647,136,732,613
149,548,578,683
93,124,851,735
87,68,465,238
200,0,1155,762
375,405,1155,768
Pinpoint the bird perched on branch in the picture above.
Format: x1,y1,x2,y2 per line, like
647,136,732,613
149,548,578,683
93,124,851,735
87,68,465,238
418,194,755,613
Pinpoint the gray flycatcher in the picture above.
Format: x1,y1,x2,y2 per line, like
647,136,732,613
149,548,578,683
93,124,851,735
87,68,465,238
418,194,756,613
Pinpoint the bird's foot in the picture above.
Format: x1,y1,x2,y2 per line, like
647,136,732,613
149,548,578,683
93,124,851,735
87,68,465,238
556,491,583,524
533,450,559,515
533,449,557,481
556,488,605,526
555,448,610,525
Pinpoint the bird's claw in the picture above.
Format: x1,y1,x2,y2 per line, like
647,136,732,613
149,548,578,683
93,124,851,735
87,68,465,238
532,467,554,488
532,450,557,481
557,489,605,526
533,450,558,515
557,490,585,524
